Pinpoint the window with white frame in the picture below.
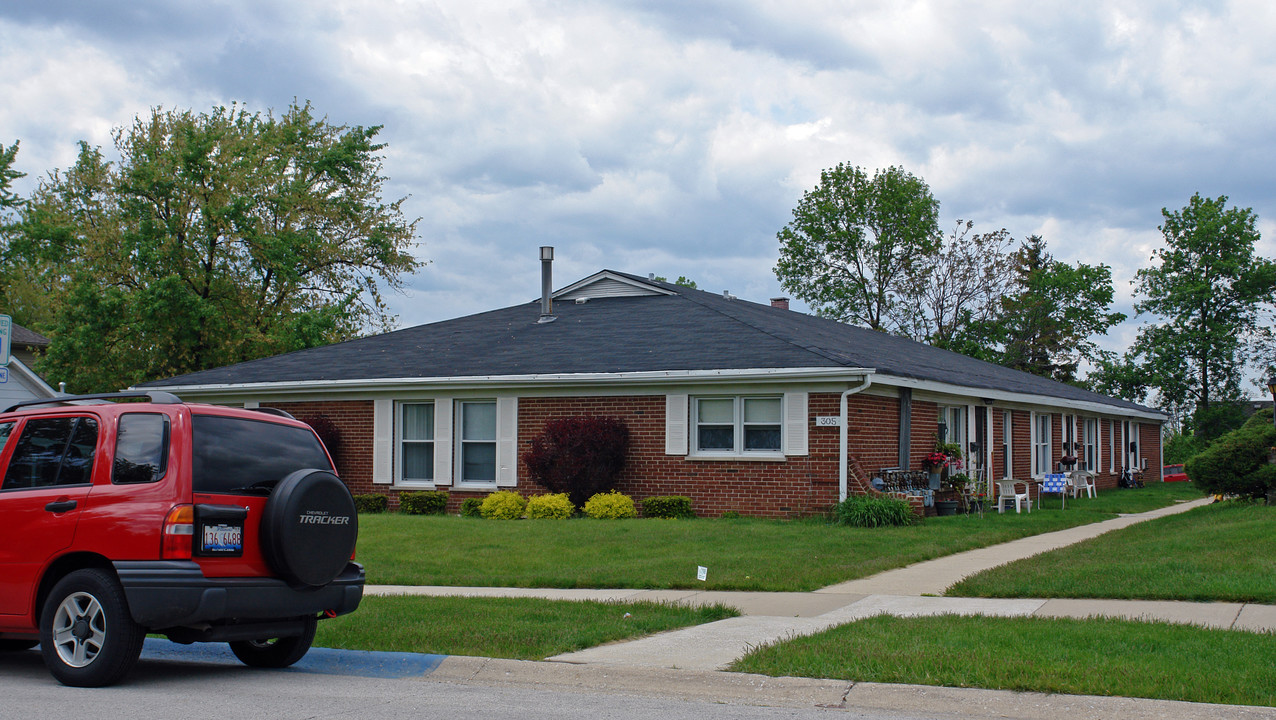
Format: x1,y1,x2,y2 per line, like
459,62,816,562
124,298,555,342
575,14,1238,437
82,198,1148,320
1032,413,1051,476
1002,410,1013,479
458,400,497,483
398,402,435,484
1083,417,1098,471
1061,414,1077,462
938,405,966,450
693,396,782,455
1108,420,1116,472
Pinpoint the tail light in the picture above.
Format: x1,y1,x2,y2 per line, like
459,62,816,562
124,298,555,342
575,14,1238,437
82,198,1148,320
163,504,195,559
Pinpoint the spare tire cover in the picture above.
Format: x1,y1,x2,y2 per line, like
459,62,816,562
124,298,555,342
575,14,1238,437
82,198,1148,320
260,469,359,588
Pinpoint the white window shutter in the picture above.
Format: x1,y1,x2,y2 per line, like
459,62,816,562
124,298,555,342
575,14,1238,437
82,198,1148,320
784,391,808,456
433,398,453,486
372,399,393,485
495,396,519,487
665,394,688,455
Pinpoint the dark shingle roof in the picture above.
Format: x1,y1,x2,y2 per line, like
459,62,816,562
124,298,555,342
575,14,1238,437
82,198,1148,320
11,323,50,349
144,272,1157,415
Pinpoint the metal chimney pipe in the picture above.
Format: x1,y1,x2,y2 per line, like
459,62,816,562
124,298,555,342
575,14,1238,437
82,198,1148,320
538,246,555,323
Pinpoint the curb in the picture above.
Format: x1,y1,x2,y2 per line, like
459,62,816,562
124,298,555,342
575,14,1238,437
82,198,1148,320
425,656,1276,719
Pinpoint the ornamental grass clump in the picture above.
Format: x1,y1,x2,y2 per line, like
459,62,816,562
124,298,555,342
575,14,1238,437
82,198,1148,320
480,490,527,520
526,493,575,520
583,490,637,519
834,494,915,528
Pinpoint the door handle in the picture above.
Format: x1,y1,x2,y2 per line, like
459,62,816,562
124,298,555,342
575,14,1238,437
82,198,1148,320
45,499,78,513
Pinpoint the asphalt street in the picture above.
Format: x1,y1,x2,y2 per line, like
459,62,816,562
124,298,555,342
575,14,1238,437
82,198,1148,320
2,639,1272,720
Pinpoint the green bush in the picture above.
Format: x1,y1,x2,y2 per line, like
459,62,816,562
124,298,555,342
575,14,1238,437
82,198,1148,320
583,490,637,519
641,495,695,519
399,490,449,515
1186,410,1276,500
526,493,575,519
460,497,484,518
480,490,527,520
834,494,916,528
720,510,741,520
354,493,388,514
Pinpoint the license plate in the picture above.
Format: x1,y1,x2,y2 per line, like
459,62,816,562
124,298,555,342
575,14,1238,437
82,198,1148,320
201,523,243,554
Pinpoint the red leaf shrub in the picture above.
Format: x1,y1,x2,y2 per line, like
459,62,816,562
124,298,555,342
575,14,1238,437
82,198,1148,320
523,416,630,507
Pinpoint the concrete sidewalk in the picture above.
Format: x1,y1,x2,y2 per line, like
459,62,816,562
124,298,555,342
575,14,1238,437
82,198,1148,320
366,496,1276,673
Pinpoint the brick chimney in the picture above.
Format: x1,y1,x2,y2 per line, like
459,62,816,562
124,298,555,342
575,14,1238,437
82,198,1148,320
770,297,790,310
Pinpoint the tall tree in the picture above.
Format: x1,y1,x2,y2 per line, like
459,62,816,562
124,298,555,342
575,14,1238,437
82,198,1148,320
1131,193,1276,434
977,235,1125,383
774,164,940,332
14,102,420,392
0,139,62,329
901,220,1017,352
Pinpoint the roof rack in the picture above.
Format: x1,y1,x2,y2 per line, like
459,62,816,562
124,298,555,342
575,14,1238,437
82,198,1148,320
250,407,296,420
2,390,183,414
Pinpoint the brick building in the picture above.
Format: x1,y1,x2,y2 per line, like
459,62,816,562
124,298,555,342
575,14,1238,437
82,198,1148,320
141,269,1165,518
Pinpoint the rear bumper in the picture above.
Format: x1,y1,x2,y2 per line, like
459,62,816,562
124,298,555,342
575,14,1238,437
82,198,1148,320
114,560,364,630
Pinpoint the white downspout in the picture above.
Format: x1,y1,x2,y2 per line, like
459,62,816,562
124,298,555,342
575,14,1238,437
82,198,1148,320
839,375,874,502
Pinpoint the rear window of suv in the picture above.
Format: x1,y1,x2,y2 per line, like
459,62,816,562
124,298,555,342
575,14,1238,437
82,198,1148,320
191,415,332,495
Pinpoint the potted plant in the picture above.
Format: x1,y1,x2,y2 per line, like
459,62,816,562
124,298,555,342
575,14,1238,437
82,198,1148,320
924,451,948,489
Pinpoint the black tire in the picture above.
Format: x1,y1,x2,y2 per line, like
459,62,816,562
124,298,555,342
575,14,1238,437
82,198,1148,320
260,469,358,588
39,568,145,687
0,639,38,651
228,615,317,668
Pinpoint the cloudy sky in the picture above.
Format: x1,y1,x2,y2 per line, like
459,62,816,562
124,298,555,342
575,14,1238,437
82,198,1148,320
3,0,1275,377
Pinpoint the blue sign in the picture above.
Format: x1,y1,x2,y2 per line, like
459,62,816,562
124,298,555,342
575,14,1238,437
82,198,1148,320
0,367,7,383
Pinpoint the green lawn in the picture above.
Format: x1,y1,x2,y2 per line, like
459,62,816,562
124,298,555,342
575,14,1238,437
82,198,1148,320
947,499,1276,602
355,482,1201,592
315,595,737,660
730,614,1276,707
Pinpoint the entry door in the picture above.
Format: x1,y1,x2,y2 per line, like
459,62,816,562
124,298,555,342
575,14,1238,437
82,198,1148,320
973,406,988,476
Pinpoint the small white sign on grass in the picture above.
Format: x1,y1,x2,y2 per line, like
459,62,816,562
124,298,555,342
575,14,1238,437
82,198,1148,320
696,565,707,582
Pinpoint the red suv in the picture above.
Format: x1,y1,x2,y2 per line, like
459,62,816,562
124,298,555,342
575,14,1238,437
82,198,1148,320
0,391,363,687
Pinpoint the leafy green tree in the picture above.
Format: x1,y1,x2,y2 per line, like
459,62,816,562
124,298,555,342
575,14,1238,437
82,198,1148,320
1131,193,1276,434
1086,349,1150,403
0,140,21,214
775,164,940,332
0,140,40,325
652,275,697,289
13,102,420,392
984,235,1125,383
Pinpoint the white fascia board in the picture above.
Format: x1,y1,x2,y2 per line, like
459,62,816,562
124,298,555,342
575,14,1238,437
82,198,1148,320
871,374,1167,422
139,367,876,400
7,357,58,397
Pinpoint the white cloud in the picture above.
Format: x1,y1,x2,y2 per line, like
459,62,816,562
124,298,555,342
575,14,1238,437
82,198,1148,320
5,0,1276,389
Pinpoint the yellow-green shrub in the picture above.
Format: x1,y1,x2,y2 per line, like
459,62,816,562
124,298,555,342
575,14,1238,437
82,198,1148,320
583,490,637,519
525,493,575,519
480,490,526,520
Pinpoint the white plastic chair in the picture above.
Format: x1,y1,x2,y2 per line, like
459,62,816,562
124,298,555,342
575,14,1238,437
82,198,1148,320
996,480,1031,514
1071,470,1096,499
